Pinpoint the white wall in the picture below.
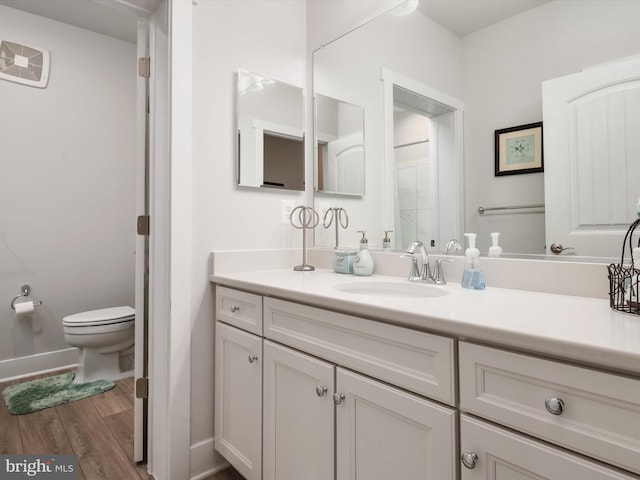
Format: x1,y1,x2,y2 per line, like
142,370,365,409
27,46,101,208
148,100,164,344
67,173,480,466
0,5,136,378
463,0,640,253
190,0,306,475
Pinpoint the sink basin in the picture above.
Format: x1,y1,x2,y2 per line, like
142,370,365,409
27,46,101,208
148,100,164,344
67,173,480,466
333,281,449,298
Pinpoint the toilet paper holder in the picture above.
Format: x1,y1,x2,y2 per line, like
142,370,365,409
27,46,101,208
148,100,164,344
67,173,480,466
10,284,43,310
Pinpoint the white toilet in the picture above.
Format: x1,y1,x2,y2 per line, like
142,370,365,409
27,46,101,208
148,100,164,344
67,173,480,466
63,306,135,384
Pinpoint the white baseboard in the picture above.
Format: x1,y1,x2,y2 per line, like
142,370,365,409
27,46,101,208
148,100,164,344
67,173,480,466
190,438,229,480
0,348,79,382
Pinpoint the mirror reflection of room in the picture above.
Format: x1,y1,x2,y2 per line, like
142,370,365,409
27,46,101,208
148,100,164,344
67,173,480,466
315,94,365,196
312,0,640,258
237,69,304,191
394,104,432,250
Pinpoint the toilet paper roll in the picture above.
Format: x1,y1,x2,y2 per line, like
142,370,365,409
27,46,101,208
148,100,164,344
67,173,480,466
14,301,35,319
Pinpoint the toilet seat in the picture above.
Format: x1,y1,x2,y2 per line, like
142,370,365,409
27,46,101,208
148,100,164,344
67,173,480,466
63,306,135,327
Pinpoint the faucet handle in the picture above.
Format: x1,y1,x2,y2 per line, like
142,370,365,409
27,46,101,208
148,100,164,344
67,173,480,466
399,254,421,282
433,257,455,285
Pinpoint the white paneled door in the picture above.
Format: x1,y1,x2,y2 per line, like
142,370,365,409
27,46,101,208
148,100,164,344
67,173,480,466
543,56,640,257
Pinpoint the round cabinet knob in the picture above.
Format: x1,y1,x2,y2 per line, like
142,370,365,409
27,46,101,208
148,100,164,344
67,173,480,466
545,397,565,415
230,304,240,313
461,452,479,469
316,386,328,397
333,393,345,405
248,354,258,364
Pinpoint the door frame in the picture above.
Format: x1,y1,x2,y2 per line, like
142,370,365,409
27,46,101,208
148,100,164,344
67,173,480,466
381,67,464,250
134,18,150,464
145,1,193,478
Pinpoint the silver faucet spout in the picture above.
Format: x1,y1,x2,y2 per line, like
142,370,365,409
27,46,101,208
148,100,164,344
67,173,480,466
444,239,463,254
405,241,433,282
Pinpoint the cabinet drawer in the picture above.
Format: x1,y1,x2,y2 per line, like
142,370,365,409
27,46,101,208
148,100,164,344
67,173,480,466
216,286,263,335
264,297,455,405
459,342,640,475
461,414,638,480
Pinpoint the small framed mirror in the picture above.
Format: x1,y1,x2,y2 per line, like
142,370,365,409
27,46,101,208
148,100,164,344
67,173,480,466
237,69,304,190
315,93,365,196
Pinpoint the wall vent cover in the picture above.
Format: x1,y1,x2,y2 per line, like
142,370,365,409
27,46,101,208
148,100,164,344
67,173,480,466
0,40,50,88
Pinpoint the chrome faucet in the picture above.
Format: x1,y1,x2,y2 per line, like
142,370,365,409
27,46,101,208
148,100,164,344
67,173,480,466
403,240,456,284
405,241,433,283
444,238,463,254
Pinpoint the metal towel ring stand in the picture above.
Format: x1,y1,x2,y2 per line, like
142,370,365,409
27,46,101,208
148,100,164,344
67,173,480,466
10,284,43,310
323,207,349,249
290,205,319,271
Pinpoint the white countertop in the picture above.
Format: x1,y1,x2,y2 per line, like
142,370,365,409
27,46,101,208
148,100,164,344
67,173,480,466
211,268,640,376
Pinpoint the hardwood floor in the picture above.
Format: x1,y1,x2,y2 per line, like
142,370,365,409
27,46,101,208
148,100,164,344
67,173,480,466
205,465,245,480
0,370,244,480
0,371,150,479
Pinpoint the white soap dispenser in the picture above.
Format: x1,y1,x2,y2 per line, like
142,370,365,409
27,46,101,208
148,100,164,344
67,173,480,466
488,232,503,258
382,230,393,249
354,230,375,276
461,233,485,290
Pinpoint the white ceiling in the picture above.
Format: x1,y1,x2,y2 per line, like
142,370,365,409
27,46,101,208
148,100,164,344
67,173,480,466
0,0,552,45
417,0,552,37
0,0,162,43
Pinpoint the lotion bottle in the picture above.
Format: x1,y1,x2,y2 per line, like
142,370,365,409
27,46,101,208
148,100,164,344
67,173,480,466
488,232,503,257
461,233,485,290
354,230,374,276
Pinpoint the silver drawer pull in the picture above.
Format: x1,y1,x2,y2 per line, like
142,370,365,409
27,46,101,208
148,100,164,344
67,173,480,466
461,452,478,469
316,386,328,397
545,397,565,415
230,304,240,313
333,393,345,405
248,354,258,364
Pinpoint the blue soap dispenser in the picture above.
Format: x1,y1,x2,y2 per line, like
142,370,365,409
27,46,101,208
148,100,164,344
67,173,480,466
354,230,374,276
461,233,485,290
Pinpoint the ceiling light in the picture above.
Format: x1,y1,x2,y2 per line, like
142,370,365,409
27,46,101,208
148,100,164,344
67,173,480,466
390,0,419,16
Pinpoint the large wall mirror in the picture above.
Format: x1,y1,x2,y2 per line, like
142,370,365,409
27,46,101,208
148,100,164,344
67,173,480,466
313,0,640,258
237,70,304,190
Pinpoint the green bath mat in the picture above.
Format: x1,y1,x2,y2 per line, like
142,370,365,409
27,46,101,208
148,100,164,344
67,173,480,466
2,372,115,415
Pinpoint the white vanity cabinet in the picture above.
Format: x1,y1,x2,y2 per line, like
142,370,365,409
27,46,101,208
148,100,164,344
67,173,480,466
262,296,457,479
216,287,457,480
263,340,457,480
214,283,640,480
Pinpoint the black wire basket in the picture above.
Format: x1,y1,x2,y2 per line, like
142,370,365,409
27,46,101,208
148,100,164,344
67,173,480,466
608,218,640,315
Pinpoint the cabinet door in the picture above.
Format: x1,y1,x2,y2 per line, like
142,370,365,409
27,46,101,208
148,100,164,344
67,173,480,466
214,322,262,480
263,340,334,480
335,368,456,480
460,415,638,480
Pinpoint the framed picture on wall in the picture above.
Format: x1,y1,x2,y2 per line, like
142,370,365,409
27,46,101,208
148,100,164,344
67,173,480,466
494,122,543,176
